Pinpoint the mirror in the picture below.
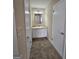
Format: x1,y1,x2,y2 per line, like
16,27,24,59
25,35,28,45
34,14,43,25
31,8,45,27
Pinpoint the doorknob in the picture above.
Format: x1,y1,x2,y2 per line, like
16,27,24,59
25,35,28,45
60,32,64,35
26,36,30,39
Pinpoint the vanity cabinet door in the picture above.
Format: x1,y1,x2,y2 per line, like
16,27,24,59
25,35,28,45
32,28,47,38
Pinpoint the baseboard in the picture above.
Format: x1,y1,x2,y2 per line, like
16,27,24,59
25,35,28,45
48,39,63,59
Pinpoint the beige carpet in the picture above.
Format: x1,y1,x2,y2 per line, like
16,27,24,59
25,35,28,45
30,38,62,59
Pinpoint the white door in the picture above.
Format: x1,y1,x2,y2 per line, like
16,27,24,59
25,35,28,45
53,0,66,57
14,0,32,59
24,0,32,59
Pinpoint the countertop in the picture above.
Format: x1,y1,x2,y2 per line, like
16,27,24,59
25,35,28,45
32,26,47,29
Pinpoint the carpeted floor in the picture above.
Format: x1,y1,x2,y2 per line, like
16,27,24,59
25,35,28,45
30,38,62,59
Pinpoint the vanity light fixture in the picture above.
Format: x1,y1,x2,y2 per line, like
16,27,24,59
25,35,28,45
34,11,43,14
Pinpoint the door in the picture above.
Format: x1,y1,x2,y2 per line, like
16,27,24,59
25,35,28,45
14,0,31,59
24,0,32,59
52,0,66,57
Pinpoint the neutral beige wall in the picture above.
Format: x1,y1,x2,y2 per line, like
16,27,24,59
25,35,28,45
46,0,58,40
44,9,48,27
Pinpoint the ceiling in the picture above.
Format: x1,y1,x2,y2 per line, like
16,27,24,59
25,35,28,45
31,0,51,8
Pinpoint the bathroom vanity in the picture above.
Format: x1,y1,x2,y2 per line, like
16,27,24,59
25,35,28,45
31,8,48,38
32,26,48,38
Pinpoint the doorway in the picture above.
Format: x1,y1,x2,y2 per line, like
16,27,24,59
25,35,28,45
13,0,66,59
30,0,66,59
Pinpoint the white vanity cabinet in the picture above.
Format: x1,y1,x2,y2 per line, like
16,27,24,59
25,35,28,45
32,28,48,38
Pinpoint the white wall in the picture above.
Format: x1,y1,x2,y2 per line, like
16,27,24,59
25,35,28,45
45,0,58,41
31,0,51,8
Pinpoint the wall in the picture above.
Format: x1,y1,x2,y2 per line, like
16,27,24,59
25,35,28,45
31,0,51,8
44,9,48,27
45,0,58,41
